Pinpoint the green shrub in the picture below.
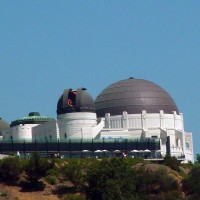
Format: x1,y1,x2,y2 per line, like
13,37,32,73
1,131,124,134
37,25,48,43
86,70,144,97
45,176,56,185
182,165,200,196
0,156,23,181
61,159,88,188
196,154,200,164
86,158,137,200
163,155,180,171
0,192,8,197
47,166,60,177
23,152,54,190
134,166,180,199
52,185,77,196
62,194,85,200
163,190,185,200
123,157,145,166
20,180,45,191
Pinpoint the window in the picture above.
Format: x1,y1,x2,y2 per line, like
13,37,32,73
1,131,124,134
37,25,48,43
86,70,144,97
185,142,190,149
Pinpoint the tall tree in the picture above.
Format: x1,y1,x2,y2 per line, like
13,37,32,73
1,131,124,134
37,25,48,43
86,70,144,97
24,152,54,190
86,158,137,200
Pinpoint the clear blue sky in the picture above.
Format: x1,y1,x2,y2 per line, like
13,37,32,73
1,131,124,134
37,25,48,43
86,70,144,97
0,1,199,155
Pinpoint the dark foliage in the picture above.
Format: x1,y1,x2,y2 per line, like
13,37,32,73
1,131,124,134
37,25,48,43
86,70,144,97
20,180,46,191
163,155,180,171
0,156,195,199
0,156,23,182
22,152,54,190
182,165,200,197
85,158,182,200
52,185,77,195
62,159,84,187
63,194,86,200
135,167,179,194
196,154,200,164
86,158,137,200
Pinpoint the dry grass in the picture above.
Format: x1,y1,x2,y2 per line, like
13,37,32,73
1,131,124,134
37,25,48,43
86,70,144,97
0,183,59,200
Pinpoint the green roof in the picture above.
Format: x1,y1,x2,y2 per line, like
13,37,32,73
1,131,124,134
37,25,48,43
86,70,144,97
10,112,55,127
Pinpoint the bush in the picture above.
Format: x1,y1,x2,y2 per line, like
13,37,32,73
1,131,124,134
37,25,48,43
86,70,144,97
196,154,200,164
53,185,77,194
0,156,23,182
62,194,86,200
135,167,179,195
182,165,200,196
102,179,123,200
163,190,185,200
86,158,137,200
45,175,56,185
23,152,54,190
0,192,8,197
61,159,89,188
20,180,45,191
163,155,180,171
123,157,144,166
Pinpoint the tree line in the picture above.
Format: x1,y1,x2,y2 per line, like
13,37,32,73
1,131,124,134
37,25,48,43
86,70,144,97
0,153,200,200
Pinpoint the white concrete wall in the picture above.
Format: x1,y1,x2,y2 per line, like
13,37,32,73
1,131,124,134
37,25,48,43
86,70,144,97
2,124,39,141
1,109,193,163
100,110,194,162
128,116,142,129
104,110,184,132
184,132,194,163
57,112,98,139
32,120,58,142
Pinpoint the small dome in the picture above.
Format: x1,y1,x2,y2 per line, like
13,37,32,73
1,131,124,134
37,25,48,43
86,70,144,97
57,88,95,115
0,118,9,135
10,112,54,127
95,78,179,117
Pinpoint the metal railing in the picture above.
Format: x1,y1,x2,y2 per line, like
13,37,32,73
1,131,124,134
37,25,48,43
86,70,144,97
0,138,160,157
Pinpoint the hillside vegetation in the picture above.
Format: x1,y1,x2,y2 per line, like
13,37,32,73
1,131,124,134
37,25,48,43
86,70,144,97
0,153,199,200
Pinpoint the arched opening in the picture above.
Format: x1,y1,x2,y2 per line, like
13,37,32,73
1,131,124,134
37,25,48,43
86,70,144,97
185,142,190,149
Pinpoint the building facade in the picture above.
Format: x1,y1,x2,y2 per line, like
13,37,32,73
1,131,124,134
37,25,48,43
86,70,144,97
1,78,194,162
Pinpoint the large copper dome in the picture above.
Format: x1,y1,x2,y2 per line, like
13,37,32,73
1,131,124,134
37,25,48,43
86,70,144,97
95,78,179,117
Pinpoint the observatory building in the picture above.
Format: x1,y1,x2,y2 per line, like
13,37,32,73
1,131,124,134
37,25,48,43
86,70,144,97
1,78,194,162
95,78,193,162
32,88,104,141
